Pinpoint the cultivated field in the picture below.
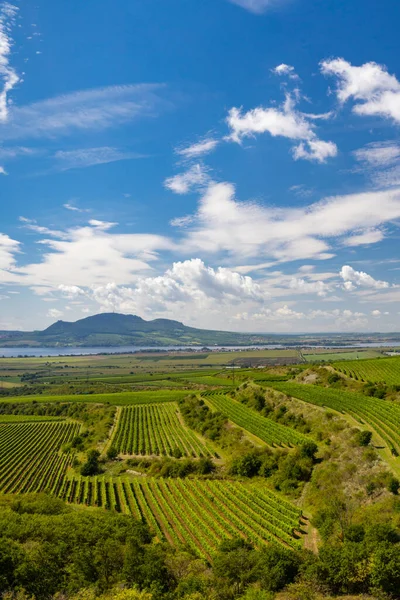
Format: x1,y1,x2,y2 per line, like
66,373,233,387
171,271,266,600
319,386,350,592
112,403,212,457
203,391,310,447
333,356,400,385
57,476,303,558
0,421,79,494
270,382,400,455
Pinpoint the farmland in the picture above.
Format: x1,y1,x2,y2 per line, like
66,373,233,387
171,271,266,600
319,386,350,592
0,347,400,600
112,403,212,457
203,391,310,447
269,381,400,455
57,476,302,558
0,421,79,494
333,356,400,385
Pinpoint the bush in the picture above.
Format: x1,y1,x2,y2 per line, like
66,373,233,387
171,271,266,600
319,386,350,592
106,446,119,460
81,449,102,476
356,430,372,447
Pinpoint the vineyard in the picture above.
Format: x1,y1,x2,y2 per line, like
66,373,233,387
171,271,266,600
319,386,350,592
58,476,303,558
3,389,191,405
203,392,310,447
112,403,212,457
0,421,79,494
269,382,400,456
333,357,400,385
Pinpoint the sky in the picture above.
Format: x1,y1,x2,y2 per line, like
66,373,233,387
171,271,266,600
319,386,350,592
1,0,400,334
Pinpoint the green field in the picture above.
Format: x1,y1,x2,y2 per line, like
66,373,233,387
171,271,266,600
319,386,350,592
0,389,191,405
58,476,302,558
112,403,212,457
333,356,400,385
0,421,79,494
203,391,310,447
303,350,382,362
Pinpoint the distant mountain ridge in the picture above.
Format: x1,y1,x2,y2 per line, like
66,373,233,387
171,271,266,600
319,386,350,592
0,312,400,348
0,313,274,348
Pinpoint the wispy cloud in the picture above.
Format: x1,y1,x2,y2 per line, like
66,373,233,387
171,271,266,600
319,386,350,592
177,137,219,159
63,203,89,213
0,84,166,141
228,0,287,14
164,164,211,194
0,3,19,122
53,147,146,171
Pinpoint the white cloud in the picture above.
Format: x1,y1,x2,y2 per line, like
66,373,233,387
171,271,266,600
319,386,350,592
342,228,385,247
0,232,19,271
292,139,338,163
272,63,299,80
0,165,6,174
228,0,284,14
0,3,19,122
354,141,400,168
54,147,144,171
226,93,337,163
179,182,400,263
177,138,219,159
58,259,266,316
321,58,400,124
0,84,165,141
47,308,63,319
63,203,89,213
164,164,210,194
1,220,174,289
371,309,381,317
353,142,400,189
340,265,390,291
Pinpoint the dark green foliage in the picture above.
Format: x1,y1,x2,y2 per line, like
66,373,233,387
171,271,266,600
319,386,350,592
106,446,118,460
387,476,400,495
356,430,373,446
178,395,227,441
299,441,318,460
81,449,102,476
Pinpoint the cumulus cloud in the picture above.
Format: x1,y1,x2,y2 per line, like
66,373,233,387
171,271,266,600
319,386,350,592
58,259,266,315
340,265,390,291
177,138,219,159
164,164,210,194
226,93,337,163
272,63,299,80
0,3,19,122
321,58,400,124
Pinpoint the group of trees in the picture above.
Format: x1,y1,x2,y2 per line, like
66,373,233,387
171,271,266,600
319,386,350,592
1,493,399,600
229,442,318,495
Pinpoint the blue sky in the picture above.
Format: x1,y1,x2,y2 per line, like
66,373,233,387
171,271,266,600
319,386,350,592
1,0,400,333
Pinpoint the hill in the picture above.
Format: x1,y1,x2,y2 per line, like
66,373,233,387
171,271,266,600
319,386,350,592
0,312,275,347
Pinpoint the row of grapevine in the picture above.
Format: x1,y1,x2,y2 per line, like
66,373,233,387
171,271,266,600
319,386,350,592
0,421,80,494
112,403,212,457
203,392,310,447
333,357,400,385
270,382,400,455
59,476,303,558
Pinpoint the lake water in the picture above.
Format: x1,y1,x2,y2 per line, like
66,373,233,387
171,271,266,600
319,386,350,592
1,342,400,358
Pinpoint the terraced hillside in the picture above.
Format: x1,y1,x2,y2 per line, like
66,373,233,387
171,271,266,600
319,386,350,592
333,356,400,385
203,391,310,447
269,382,400,455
